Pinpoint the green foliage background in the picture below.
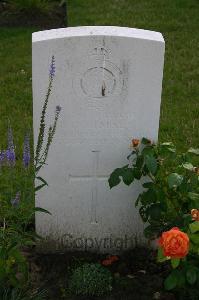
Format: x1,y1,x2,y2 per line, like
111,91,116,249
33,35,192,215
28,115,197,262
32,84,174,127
0,0,198,153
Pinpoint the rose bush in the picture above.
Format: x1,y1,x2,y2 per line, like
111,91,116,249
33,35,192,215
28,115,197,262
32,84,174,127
109,137,199,291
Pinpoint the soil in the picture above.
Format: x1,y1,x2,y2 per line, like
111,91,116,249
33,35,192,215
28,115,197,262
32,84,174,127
27,247,178,300
0,1,67,29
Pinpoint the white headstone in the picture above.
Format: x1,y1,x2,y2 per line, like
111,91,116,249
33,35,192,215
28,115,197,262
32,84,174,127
32,26,165,253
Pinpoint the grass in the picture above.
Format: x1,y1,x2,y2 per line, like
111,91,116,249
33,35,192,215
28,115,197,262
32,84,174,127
0,0,198,153
0,28,33,153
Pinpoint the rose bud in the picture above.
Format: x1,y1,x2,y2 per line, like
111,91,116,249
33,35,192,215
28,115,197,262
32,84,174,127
101,259,112,266
132,139,140,148
194,167,199,175
108,255,119,263
191,209,199,221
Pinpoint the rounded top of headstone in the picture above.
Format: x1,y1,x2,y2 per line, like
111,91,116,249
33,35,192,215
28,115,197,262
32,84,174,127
32,26,164,43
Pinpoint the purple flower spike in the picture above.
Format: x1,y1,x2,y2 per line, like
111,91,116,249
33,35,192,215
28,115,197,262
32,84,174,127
49,55,56,79
7,125,15,166
23,133,31,168
6,149,15,167
11,191,20,207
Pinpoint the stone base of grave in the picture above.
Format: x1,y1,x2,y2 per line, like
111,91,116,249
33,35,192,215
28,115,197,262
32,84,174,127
35,232,149,254
35,240,148,254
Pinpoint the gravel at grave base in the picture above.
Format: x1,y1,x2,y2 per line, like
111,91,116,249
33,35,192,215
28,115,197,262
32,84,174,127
27,247,177,300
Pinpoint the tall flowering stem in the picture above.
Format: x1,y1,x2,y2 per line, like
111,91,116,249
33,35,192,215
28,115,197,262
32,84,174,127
49,55,56,79
42,105,61,165
35,55,56,166
7,125,15,167
23,133,31,168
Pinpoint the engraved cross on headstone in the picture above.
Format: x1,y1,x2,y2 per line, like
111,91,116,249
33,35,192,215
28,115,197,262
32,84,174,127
69,151,108,224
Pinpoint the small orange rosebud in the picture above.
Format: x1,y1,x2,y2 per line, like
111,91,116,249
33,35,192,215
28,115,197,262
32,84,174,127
101,255,119,266
108,255,119,263
101,259,112,266
194,167,199,175
158,227,189,259
191,209,199,221
132,139,140,148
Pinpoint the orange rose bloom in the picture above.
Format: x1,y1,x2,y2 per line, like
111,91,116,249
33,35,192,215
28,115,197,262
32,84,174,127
191,209,199,221
132,139,140,148
158,227,189,259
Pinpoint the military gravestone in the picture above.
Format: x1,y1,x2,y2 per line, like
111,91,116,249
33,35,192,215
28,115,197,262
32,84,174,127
32,26,165,252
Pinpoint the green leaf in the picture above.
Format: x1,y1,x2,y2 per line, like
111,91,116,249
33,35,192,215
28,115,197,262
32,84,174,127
121,168,134,186
186,267,198,285
176,271,186,287
24,240,36,246
9,249,26,263
161,142,174,147
183,214,192,226
159,142,176,153
35,165,43,172
141,137,152,145
167,147,176,153
189,221,199,234
188,148,199,155
164,270,178,290
36,176,48,186
127,151,135,160
182,163,194,171
147,203,162,220
171,258,180,269
189,242,199,254
142,182,153,189
135,155,144,169
157,247,168,263
108,168,122,189
142,146,154,157
34,207,51,215
145,155,157,175
35,183,47,192
144,224,159,239
135,195,141,207
188,192,199,202
139,206,148,222
133,167,142,179
140,189,157,206
168,173,183,188
189,234,199,245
